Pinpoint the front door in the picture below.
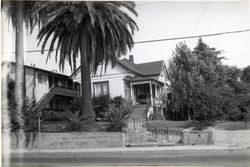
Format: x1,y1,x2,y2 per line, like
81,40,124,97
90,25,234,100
134,84,150,104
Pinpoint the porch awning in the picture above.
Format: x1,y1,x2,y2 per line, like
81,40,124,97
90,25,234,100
129,76,164,86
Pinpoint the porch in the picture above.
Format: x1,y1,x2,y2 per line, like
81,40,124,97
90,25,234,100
130,80,163,105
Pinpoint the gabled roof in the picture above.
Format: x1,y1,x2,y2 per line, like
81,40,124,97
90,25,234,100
118,59,164,76
136,60,163,76
70,58,164,78
117,58,144,75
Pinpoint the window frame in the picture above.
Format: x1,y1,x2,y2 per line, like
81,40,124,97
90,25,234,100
93,81,110,97
38,73,47,85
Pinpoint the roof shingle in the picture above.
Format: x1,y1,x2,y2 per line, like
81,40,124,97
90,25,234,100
119,59,163,76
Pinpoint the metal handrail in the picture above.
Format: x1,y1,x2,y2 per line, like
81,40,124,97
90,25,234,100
26,98,36,112
32,84,55,112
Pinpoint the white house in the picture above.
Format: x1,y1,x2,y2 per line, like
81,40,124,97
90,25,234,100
71,55,169,105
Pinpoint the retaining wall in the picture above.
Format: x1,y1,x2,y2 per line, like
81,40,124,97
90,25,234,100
10,132,125,149
181,129,213,145
211,129,250,146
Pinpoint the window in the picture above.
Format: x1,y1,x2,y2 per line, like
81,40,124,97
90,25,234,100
38,73,47,84
93,81,109,97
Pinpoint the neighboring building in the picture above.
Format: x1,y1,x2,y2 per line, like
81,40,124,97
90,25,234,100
2,61,80,111
71,55,169,105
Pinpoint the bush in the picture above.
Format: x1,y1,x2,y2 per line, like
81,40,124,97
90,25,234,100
111,96,123,107
151,107,165,121
93,94,111,119
108,99,133,131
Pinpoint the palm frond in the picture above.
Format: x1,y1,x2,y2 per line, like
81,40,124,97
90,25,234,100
32,1,138,74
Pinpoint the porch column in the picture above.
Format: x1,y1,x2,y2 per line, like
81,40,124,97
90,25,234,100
155,84,158,98
130,83,135,105
149,82,153,106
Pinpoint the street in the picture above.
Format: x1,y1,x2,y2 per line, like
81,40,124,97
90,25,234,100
4,149,250,167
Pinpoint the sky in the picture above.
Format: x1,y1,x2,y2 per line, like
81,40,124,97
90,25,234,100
1,1,250,76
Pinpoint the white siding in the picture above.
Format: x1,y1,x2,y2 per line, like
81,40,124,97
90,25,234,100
91,74,125,97
25,68,35,103
157,65,168,86
72,61,133,98
35,71,49,101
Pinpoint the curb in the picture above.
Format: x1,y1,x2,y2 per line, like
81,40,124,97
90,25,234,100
7,146,250,157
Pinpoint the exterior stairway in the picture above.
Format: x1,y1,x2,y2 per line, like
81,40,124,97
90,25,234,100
130,105,147,120
128,105,147,130
27,86,56,113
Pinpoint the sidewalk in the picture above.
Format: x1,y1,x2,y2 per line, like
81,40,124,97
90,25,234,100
6,145,250,157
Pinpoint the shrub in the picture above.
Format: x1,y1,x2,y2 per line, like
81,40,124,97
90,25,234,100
151,106,165,121
92,94,111,119
108,99,133,131
111,96,123,107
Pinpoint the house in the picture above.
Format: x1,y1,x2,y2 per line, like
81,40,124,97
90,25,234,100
71,55,169,105
2,61,80,111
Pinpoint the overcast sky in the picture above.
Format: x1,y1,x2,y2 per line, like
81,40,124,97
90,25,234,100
129,1,250,67
1,1,250,75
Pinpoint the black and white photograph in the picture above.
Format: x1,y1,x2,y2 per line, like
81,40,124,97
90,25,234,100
1,0,250,166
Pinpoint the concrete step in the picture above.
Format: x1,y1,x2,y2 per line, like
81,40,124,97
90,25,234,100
130,105,147,120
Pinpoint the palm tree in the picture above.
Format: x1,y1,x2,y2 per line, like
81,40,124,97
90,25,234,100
2,0,35,130
31,1,138,123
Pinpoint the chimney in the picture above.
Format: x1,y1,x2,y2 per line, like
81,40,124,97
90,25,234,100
129,55,134,63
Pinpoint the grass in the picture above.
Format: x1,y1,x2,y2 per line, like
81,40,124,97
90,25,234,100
144,120,250,131
213,121,250,130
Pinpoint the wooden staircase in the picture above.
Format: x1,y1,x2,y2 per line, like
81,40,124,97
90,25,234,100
27,85,55,113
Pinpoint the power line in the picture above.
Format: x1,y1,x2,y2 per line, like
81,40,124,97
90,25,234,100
134,29,250,44
190,1,209,35
1,29,249,54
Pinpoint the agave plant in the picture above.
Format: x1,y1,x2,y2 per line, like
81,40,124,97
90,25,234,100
108,99,133,131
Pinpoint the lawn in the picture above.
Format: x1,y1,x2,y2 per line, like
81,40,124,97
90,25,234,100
213,121,250,130
145,120,250,131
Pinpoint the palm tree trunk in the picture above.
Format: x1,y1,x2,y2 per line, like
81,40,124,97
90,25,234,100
15,1,25,129
80,45,95,123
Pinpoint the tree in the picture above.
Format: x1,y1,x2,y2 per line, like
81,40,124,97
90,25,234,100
2,1,35,130
168,42,201,120
241,66,250,84
168,38,246,126
31,2,138,124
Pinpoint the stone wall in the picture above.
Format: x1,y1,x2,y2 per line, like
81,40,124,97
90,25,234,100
181,129,213,145
181,128,250,146
10,132,125,149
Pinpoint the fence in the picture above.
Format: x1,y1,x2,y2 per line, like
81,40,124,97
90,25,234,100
132,118,182,142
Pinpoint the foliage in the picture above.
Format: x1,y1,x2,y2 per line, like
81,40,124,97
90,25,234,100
111,96,123,107
93,95,126,120
1,0,35,31
241,66,250,83
62,98,84,131
108,99,133,132
5,79,38,132
92,94,111,119
168,41,201,120
31,2,138,121
168,38,248,127
151,107,165,121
